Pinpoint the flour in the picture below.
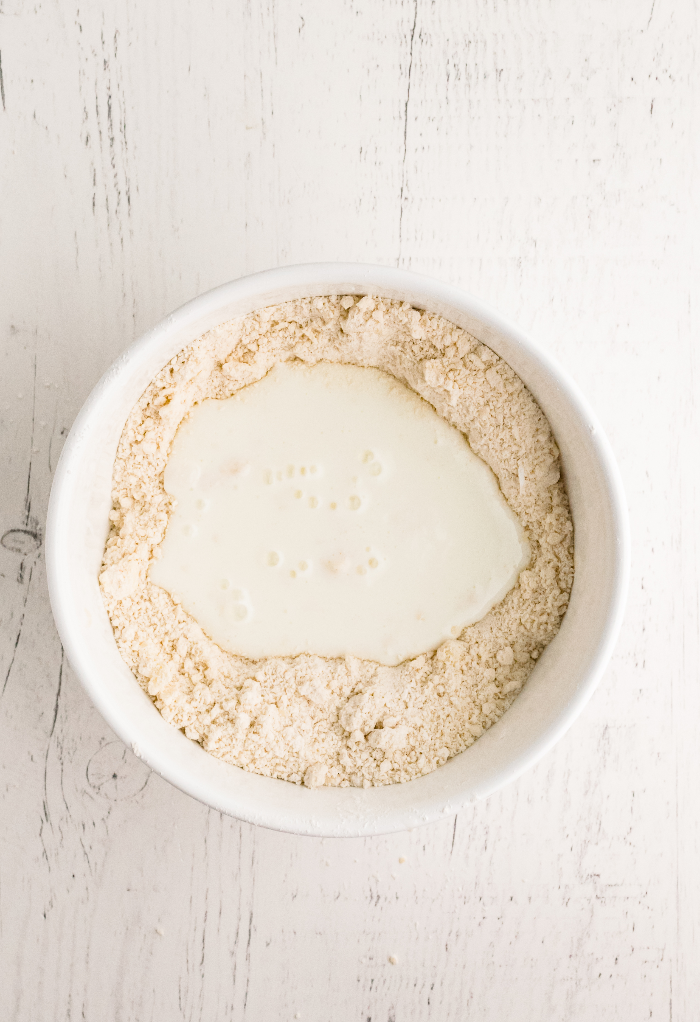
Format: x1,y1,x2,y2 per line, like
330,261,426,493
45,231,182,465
100,296,574,788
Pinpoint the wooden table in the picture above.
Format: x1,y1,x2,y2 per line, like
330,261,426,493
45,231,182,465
1,2,697,1018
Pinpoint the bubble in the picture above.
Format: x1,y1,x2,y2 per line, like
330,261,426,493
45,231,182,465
330,502,337,510
267,551,280,567
196,498,209,510
286,465,295,478
308,496,318,509
363,450,374,463
220,579,231,590
357,565,367,575
348,496,361,510
295,490,303,499
290,570,297,578
233,604,249,622
299,561,308,571
300,466,307,476
368,557,379,569
369,463,382,476
264,470,273,485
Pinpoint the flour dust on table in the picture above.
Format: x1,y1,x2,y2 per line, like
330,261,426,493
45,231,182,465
99,296,574,788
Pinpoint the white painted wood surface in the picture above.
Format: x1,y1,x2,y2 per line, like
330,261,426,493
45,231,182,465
1,0,698,1018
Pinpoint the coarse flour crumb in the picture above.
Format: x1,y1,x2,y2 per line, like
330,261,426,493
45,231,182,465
100,296,574,788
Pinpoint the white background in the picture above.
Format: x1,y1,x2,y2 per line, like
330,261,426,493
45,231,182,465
1,1,698,1019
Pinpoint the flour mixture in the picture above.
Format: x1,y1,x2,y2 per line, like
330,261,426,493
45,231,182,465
100,296,574,788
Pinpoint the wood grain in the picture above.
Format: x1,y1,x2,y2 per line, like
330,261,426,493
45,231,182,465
1,0,698,1018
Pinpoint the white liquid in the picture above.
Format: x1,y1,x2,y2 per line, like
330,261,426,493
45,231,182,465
150,362,529,666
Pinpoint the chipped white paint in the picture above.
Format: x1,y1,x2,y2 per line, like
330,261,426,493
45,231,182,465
0,1,698,1019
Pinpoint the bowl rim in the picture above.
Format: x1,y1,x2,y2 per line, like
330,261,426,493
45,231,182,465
46,262,630,835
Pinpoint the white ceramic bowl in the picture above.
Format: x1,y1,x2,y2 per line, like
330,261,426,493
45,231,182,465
46,264,629,837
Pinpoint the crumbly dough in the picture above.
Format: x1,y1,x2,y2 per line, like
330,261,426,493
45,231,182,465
100,296,574,788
